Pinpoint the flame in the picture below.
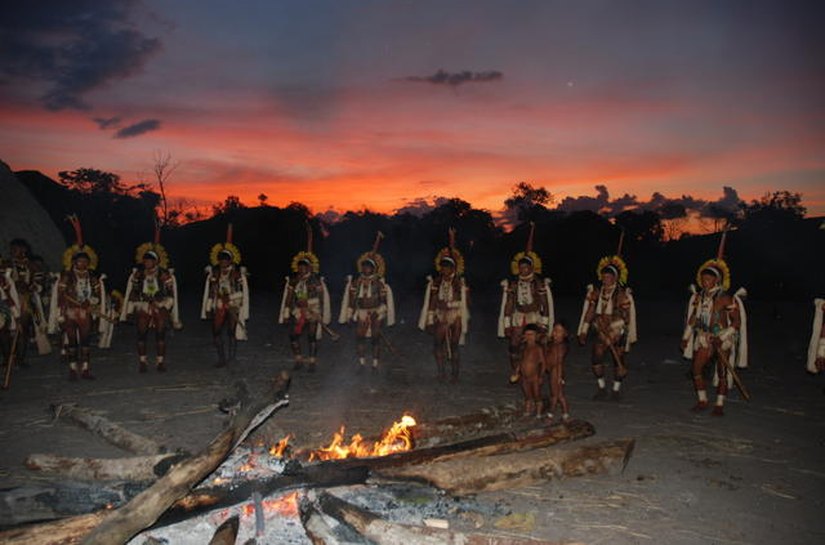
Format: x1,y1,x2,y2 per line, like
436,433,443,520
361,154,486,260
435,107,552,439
308,415,416,461
269,434,292,457
241,491,299,518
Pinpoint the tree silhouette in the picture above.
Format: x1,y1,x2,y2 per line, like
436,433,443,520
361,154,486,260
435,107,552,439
212,195,246,217
504,182,553,225
150,151,179,227
59,168,133,194
741,190,806,226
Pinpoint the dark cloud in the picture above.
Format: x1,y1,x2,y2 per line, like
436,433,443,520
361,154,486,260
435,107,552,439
556,184,612,214
0,1,161,110
404,69,503,86
394,196,451,217
699,186,743,219
556,185,744,220
93,116,122,129
114,119,160,139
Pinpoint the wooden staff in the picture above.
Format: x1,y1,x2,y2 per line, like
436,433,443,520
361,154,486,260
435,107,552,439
2,328,20,389
594,325,627,378
716,346,751,401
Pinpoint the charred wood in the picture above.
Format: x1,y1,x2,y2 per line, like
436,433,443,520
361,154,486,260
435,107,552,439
208,514,239,545
313,490,580,545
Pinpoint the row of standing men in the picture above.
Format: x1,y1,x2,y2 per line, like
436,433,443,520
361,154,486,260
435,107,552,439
2,222,824,417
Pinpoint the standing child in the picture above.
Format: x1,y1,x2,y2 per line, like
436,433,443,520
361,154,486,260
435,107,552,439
546,321,571,422
518,323,546,417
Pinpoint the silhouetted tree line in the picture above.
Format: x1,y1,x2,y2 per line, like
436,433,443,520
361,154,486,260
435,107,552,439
13,170,824,304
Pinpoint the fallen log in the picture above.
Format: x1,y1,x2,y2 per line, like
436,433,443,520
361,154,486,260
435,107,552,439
0,512,110,545
313,490,580,545
412,403,524,447
79,372,291,545
24,452,187,482
0,481,145,527
374,438,635,496
52,403,165,455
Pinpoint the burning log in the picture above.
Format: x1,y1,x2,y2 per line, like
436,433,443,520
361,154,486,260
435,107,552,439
0,419,593,530
374,438,635,496
151,420,594,527
52,403,166,455
311,490,580,545
79,372,291,545
24,452,187,482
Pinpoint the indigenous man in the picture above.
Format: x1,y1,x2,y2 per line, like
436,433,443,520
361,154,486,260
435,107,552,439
121,236,181,372
418,228,470,383
6,239,49,363
0,265,20,370
807,298,825,376
201,225,249,367
498,222,554,382
681,232,748,416
278,225,331,372
48,216,106,380
577,233,637,401
339,232,395,370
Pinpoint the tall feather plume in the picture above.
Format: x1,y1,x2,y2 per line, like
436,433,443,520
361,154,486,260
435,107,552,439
153,216,161,245
226,223,234,244
717,228,728,260
526,221,535,253
67,215,83,247
616,228,625,257
306,222,313,254
372,231,384,253
448,227,456,258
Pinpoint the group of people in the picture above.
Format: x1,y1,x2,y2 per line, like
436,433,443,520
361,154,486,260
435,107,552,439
2,219,824,421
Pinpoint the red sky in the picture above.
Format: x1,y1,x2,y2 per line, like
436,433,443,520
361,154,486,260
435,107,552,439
1,1,823,218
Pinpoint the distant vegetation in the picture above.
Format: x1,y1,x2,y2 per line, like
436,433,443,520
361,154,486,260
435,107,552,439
13,168,823,301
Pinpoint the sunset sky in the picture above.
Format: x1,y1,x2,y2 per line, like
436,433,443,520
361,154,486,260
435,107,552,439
1,0,823,218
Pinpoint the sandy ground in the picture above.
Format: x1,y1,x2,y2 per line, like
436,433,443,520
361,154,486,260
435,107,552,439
1,290,824,544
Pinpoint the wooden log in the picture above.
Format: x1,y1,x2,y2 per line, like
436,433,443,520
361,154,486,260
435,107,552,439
375,438,635,496
79,372,291,545
0,512,110,545
53,403,165,455
208,514,239,545
0,481,145,527
299,493,371,545
313,490,581,545
412,404,524,447
24,452,187,482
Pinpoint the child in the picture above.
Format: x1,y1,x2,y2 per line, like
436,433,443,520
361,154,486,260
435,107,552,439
518,323,546,417
545,321,571,422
